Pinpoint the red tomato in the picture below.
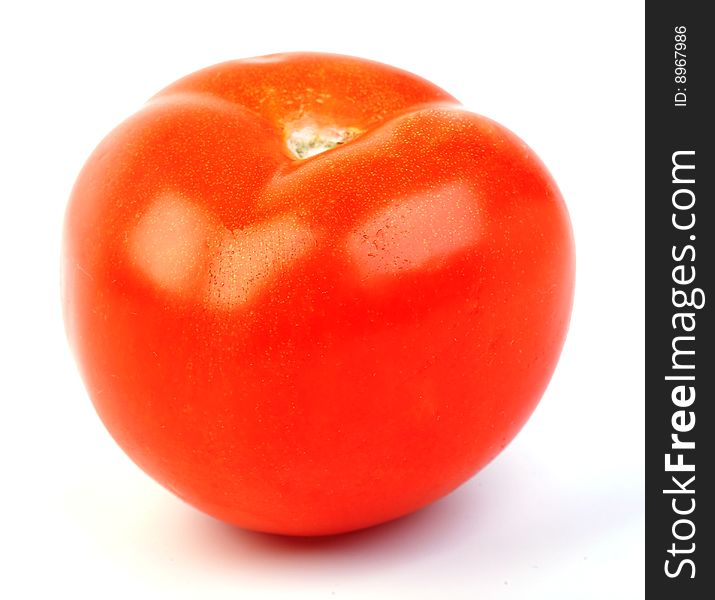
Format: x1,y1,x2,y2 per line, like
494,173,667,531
62,53,574,536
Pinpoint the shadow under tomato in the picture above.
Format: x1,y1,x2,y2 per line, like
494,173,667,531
179,478,486,572
167,451,643,580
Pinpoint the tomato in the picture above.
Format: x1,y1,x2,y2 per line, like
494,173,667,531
62,52,574,536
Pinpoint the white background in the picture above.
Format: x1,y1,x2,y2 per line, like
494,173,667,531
0,1,644,598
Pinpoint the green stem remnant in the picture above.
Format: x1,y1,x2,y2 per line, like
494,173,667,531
285,122,361,159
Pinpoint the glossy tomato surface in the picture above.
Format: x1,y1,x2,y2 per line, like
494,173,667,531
62,52,574,535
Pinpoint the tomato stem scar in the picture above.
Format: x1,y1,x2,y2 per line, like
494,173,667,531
285,120,362,159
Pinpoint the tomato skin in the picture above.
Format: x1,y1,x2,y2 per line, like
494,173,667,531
62,53,574,535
